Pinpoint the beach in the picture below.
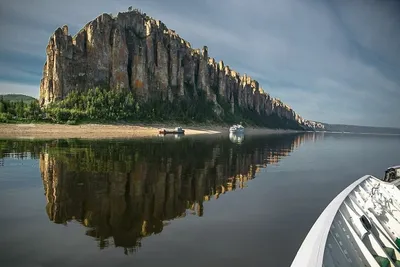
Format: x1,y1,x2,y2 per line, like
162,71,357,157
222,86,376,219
0,123,299,139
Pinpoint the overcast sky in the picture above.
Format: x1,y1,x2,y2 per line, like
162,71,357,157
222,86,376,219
0,0,399,127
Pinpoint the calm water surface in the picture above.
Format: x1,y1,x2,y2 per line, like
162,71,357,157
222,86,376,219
0,133,399,267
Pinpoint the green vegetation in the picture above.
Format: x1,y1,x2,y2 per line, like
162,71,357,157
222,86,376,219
0,94,36,103
0,96,42,123
43,87,217,125
215,94,303,130
0,87,304,130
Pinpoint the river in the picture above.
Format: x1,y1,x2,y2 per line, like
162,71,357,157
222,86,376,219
0,132,399,267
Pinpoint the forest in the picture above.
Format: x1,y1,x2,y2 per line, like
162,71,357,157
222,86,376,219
0,88,304,130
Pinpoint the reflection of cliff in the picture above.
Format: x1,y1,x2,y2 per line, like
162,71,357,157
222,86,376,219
266,132,323,164
39,133,316,253
0,139,47,159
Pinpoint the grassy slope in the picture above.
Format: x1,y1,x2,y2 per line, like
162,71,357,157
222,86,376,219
0,94,37,103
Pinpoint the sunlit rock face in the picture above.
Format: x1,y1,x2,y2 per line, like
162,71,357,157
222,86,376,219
39,9,324,130
37,134,321,252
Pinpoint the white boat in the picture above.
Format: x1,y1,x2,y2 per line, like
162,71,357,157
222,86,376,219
229,124,244,134
291,166,400,267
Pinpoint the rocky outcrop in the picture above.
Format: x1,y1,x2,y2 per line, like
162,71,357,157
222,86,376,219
39,8,318,129
303,120,325,130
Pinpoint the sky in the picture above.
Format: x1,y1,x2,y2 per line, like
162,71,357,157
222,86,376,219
0,0,399,127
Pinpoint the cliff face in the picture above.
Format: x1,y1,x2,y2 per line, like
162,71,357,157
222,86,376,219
39,9,318,128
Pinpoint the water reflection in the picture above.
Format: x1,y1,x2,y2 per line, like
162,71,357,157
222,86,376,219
229,132,245,144
157,133,184,139
0,133,322,254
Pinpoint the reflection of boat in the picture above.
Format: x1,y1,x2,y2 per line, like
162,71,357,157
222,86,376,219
291,166,400,267
229,124,244,134
159,127,185,135
229,132,244,144
174,134,183,139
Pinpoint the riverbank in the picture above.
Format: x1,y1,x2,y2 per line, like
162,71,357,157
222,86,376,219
0,123,300,139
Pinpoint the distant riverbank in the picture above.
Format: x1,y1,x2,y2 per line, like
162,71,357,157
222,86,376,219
0,123,300,139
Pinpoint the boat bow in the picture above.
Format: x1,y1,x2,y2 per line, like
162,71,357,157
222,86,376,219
291,174,400,267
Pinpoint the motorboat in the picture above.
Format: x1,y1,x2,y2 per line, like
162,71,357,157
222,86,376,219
384,165,400,186
159,127,185,135
291,166,400,267
229,124,244,134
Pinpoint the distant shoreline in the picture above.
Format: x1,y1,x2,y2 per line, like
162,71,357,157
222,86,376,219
314,130,400,136
0,123,300,140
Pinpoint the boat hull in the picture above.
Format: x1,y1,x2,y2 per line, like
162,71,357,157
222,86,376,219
229,124,244,134
229,128,244,134
159,130,185,135
291,175,400,267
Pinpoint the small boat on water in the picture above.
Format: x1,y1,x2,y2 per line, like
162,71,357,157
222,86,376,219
291,165,400,267
158,127,185,135
384,165,400,186
229,124,244,134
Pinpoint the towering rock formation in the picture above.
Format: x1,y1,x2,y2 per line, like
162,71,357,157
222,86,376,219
39,8,320,129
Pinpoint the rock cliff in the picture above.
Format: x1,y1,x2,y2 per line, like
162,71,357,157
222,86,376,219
39,8,319,129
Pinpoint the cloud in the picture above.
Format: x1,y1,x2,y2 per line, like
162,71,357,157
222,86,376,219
0,0,399,127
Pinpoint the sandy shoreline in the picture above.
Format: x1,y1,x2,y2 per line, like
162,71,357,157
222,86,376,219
0,123,299,139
